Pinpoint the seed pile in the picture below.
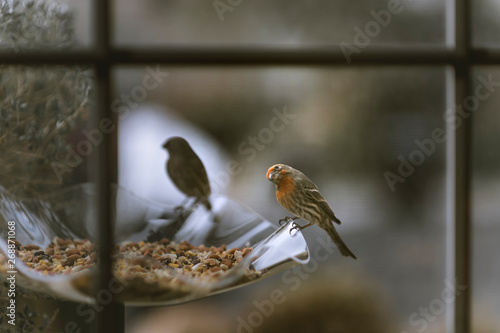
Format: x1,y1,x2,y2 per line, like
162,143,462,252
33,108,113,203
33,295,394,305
116,239,256,278
0,238,262,300
113,240,261,301
7,238,96,275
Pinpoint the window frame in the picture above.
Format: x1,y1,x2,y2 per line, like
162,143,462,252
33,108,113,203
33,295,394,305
1,0,497,332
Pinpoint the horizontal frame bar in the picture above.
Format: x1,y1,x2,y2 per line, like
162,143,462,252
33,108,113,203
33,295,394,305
0,46,499,65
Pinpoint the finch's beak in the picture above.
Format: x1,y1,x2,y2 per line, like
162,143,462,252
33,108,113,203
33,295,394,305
266,167,277,182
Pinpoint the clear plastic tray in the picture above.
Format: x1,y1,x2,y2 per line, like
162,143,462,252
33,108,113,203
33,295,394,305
0,184,309,305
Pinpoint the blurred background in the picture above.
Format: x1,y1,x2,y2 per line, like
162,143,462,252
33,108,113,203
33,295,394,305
1,0,499,332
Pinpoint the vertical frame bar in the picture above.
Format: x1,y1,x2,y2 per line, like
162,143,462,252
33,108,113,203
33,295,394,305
93,0,123,332
447,0,472,333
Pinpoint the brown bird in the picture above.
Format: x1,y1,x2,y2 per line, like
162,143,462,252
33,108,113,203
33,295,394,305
163,137,212,211
267,164,356,259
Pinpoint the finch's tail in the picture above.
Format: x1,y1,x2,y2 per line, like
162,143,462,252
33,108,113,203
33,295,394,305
202,198,212,211
324,222,357,259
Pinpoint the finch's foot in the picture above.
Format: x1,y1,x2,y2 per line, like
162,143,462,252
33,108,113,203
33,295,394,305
289,221,312,236
174,205,185,213
278,216,291,226
289,222,300,236
279,216,299,227
174,204,194,219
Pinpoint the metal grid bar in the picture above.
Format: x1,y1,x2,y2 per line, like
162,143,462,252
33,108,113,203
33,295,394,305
0,47,499,65
446,0,472,333
93,1,124,333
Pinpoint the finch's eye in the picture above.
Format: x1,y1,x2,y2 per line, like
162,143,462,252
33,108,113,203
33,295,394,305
274,165,280,171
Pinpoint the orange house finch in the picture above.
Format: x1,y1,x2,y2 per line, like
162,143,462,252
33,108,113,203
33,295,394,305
163,137,212,211
267,164,357,259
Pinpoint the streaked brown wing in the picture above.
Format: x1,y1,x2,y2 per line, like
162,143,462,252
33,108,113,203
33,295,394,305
303,186,341,224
